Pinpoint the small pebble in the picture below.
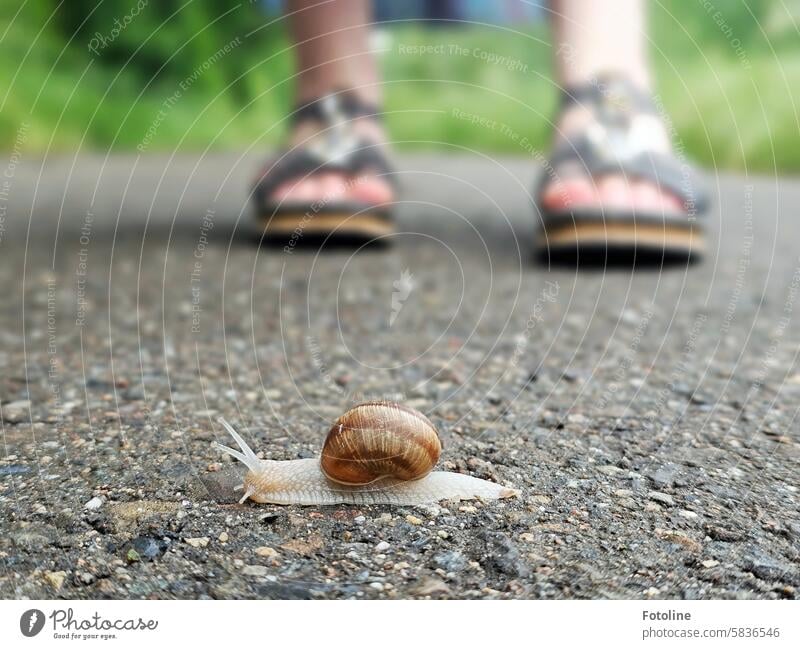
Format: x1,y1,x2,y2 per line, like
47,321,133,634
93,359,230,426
242,565,268,577
218,532,229,543
375,541,391,553
44,570,66,590
354,515,366,524
185,537,209,548
84,496,104,511
129,536,163,560
412,576,452,597
255,546,279,558
648,491,675,507
405,515,423,525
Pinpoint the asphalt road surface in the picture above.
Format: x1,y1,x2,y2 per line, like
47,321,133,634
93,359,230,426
1,153,798,599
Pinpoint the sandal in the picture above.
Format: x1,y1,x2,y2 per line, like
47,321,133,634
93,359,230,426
252,90,397,243
535,75,710,262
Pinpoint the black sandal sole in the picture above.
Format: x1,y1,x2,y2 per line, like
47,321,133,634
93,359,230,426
258,204,394,246
535,210,705,266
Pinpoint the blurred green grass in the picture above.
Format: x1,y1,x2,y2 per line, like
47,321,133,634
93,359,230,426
1,1,798,172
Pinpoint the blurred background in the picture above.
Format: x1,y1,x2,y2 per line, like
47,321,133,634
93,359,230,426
2,0,797,172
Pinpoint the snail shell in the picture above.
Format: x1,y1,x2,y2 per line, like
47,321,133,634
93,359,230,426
320,401,441,485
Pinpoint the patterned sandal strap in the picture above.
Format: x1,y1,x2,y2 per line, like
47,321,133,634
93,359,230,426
254,142,395,206
541,74,709,215
254,90,395,204
292,90,383,124
559,74,660,117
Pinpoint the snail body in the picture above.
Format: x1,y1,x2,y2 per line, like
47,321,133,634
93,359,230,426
215,402,518,506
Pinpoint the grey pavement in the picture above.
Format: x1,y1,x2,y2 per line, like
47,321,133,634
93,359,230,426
1,153,799,599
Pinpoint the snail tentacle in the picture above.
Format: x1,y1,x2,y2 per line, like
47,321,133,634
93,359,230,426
216,417,261,473
238,488,255,505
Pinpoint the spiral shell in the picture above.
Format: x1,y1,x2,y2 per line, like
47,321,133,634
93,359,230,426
320,401,442,485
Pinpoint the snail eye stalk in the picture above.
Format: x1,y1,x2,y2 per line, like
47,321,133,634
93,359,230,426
215,418,261,474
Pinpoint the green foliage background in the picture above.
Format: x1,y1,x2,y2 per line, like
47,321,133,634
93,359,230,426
1,0,798,172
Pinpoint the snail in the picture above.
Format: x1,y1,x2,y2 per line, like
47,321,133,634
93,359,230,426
215,401,519,506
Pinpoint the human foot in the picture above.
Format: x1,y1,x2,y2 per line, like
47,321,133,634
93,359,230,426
253,91,397,242
539,82,685,216
534,75,709,261
264,97,394,208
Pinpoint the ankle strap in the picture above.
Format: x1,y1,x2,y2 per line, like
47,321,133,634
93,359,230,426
292,90,382,125
560,73,658,116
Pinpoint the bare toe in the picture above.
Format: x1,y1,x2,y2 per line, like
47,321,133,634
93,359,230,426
598,175,633,210
350,173,394,205
632,180,686,214
542,178,597,210
632,181,663,212
317,173,349,202
658,188,685,214
272,177,319,203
